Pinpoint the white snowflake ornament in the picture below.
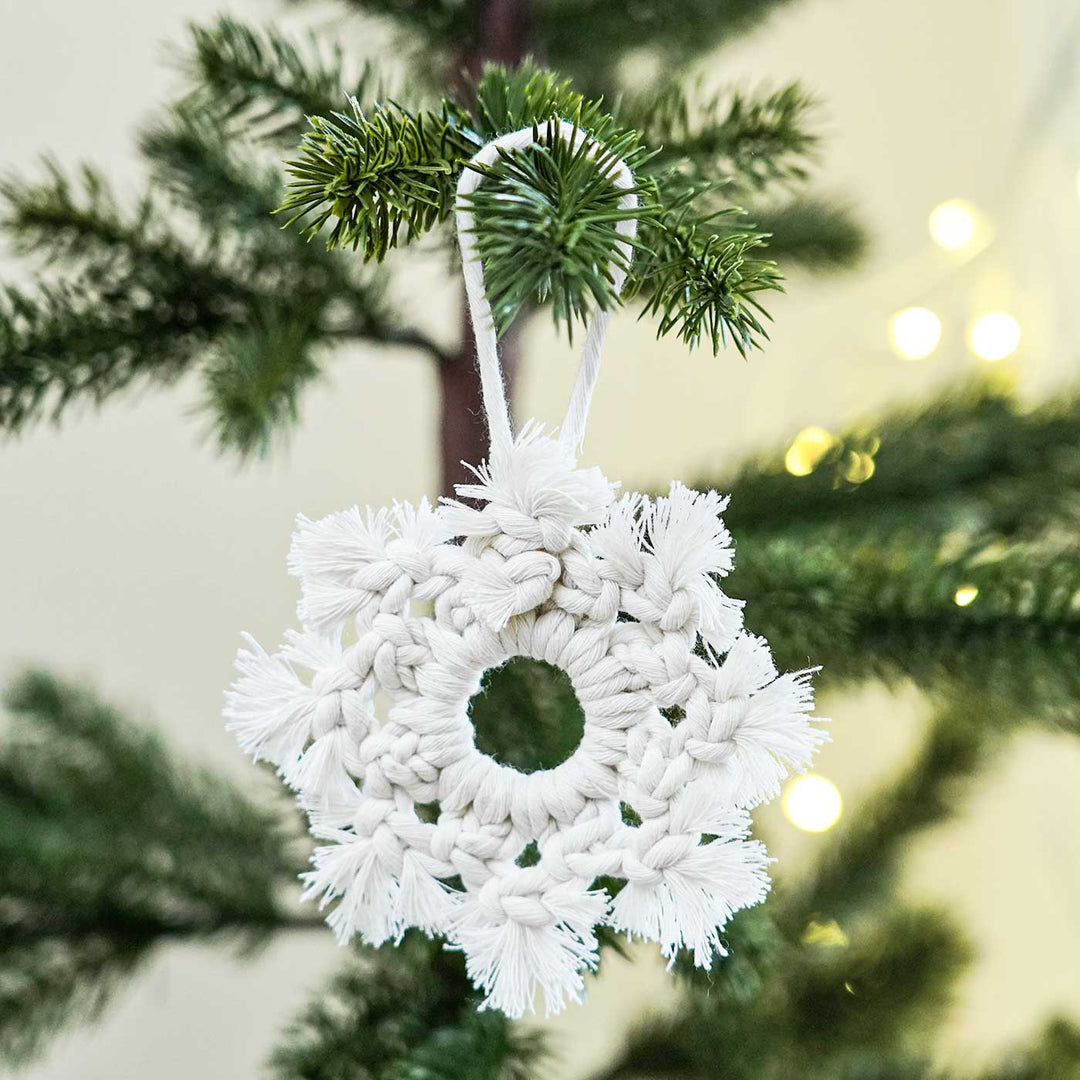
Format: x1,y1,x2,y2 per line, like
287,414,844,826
226,121,825,1017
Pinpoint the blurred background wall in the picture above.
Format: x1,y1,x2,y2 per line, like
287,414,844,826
2,0,1079,1077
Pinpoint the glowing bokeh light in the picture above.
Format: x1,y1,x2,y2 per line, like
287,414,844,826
782,774,843,833
801,919,850,948
968,312,1021,361
953,584,979,607
784,426,836,477
841,452,875,484
928,199,977,251
889,307,941,361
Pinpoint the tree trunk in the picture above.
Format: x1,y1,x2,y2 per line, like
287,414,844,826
439,0,535,496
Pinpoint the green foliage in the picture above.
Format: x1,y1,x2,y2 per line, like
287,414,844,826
283,61,793,348
0,671,303,1064
470,657,586,772
465,121,655,334
279,99,478,256
0,109,427,454
5,377,1080,1074
717,382,1079,536
201,309,321,455
778,705,988,928
749,196,869,270
0,0,862,452
630,82,820,193
184,16,377,141
269,933,544,1080
0,164,250,431
635,213,781,355
599,906,970,1080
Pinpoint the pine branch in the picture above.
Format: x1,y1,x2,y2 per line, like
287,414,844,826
0,152,443,447
0,160,218,279
0,671,303,1065
716,381,1080,538
139,106,289,238
183,16,378,142
281,62,789,351
634,207,782,355
538,0,801,88
0,276,236,432
732,522,1080,713
979,1020,1080,1080
278,98,479,256
746,195,868,271
777,704,988,930
268,932,544,1080
777,907,970,1069
465,120,656,334
0,162,256,430
631,82,821,194
201,309,321,456
596,906,968,1080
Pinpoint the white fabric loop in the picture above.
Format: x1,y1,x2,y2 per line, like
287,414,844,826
455,119,639,455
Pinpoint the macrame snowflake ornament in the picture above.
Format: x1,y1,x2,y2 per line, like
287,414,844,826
226,121,824,1018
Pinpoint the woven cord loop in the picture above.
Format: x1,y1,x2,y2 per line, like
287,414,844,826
454,119,639,457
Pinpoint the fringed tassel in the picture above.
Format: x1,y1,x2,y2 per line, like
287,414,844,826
706,635,826,807
442,423,616,542
225,633,314,768
611,793,770,968
609,836,770,969
301,831,401,946
288,506,392,582
283,725,360,809
396,850,460,937
590,492,646,584
645,483,734,582
451,884,608,1018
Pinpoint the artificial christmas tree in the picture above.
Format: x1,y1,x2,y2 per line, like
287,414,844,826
1,1,1078,1078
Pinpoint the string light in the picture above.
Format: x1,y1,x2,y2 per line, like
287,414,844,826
953,584,979,607
928,199,977,251
782,774,843,832
784,426,836,477
889,307,941,360
968,311,1021,361
801,919,850,948
841,451,875,484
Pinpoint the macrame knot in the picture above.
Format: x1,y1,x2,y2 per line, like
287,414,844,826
468,549,561,630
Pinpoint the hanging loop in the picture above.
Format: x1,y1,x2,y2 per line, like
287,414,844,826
455,119,639,457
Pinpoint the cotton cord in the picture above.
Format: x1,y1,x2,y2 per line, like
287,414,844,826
455,120,639,455
227,123,824,1020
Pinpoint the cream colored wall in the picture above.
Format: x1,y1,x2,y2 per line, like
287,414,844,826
2,1,1079,1077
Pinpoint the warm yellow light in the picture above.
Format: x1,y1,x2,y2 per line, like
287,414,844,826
841,451,876,484
782,774,843,833
801,919,850,948
889,307,941,360
928,199,977,251
953,584,979,607
784,426,836,477
968,311,1021,361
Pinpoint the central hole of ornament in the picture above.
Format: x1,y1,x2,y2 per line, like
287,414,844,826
468,657,586,773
